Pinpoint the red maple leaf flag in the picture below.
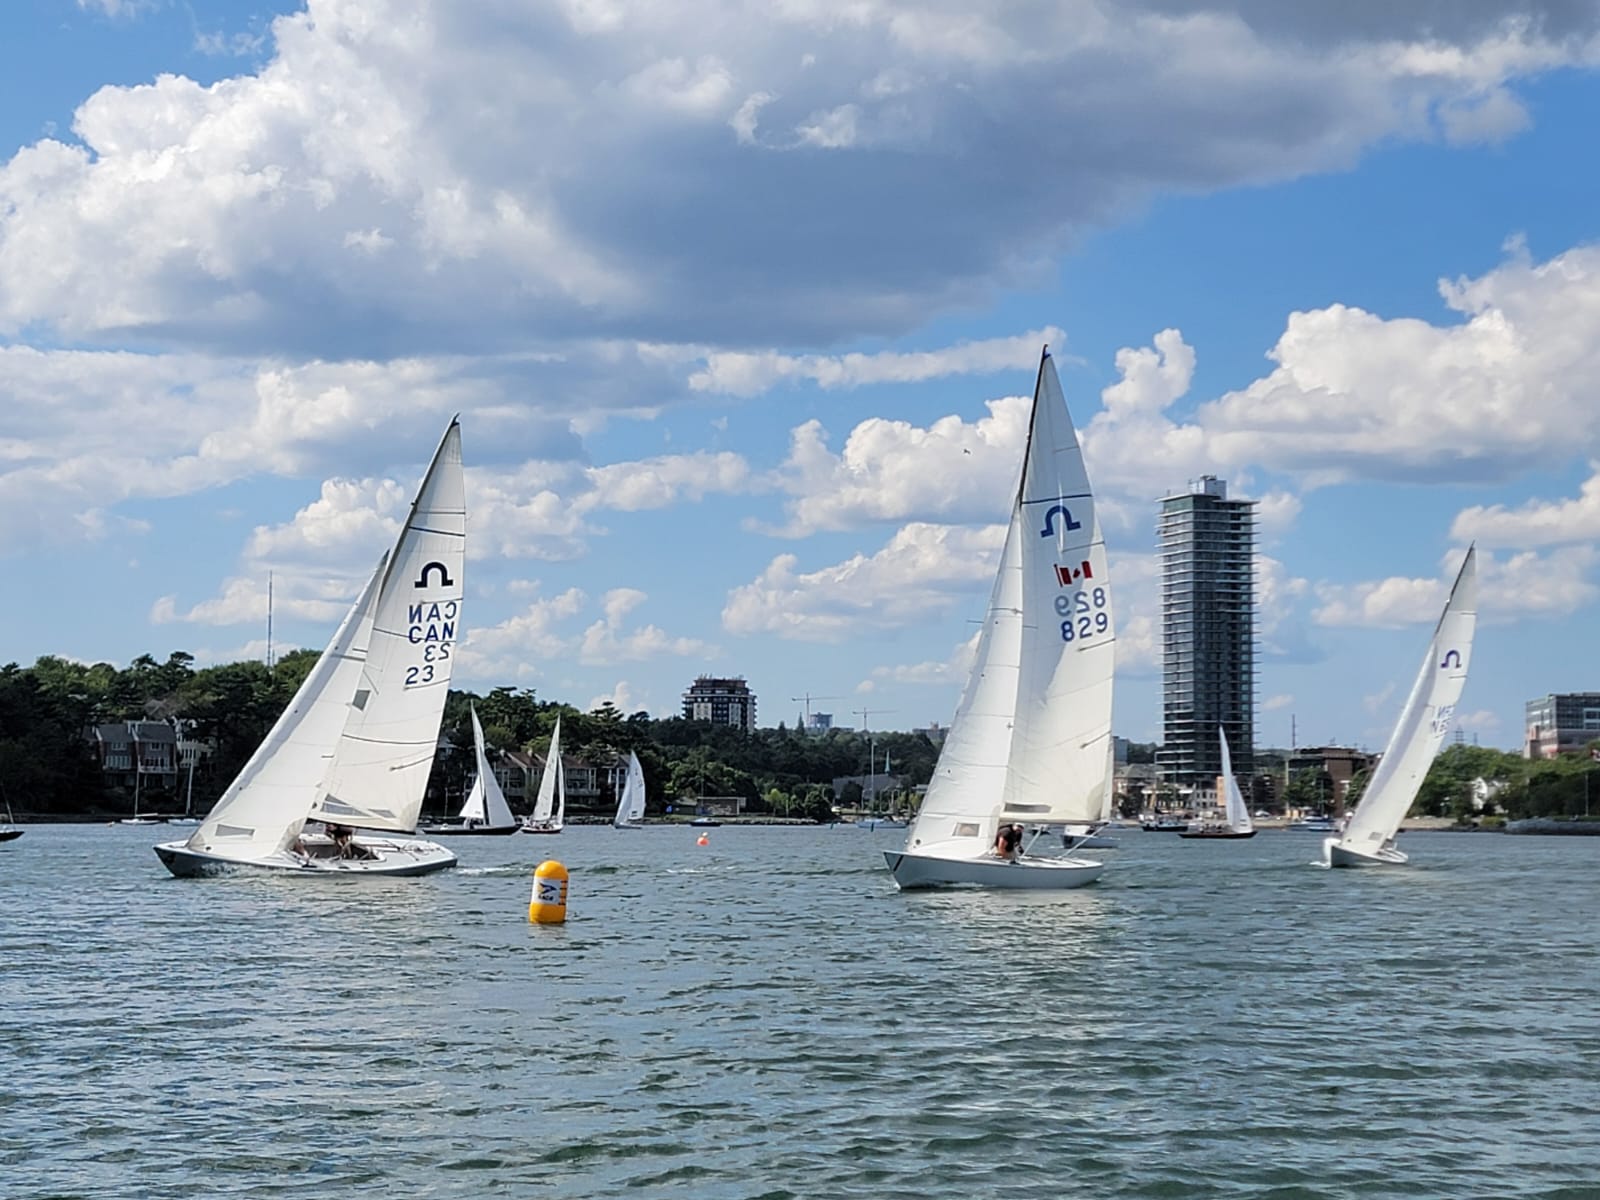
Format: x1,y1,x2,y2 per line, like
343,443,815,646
1053,560,1094,587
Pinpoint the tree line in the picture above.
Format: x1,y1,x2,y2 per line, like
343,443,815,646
0,652,941,822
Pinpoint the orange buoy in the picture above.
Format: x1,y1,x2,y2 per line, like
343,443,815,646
696,834,709,846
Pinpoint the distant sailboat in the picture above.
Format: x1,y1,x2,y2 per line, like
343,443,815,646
883,348,1113,890
1,793,22,842
613,751,647,829
153,418,466,877
521,716,565,834
423,706,519,835
1324,546,1477,868
167,745,202,826
1180,728,1256,839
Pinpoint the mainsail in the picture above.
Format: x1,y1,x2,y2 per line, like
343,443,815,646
529,716,564,825
458,705,516,828
1334,547,1478,856
1219,727,1252,834
311,420,466,832
615,752,647,826
901,350,1115,862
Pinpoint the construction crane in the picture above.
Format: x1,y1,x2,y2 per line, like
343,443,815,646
790,693,843,728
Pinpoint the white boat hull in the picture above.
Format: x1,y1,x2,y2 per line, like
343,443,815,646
884,849,1104,890
154,834,458,878
1325,837,1409,868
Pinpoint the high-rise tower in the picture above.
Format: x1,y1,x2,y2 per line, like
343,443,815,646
1158,476,1256,792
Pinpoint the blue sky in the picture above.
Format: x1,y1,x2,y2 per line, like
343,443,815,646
4,1,1600,754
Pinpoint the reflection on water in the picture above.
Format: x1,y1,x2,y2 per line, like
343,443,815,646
2,824,1598,1198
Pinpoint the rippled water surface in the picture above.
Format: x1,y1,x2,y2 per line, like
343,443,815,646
3,824,1599,1199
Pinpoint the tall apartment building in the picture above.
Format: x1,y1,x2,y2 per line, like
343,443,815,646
1525,693,1600,758
1158,475,1257,790
683,676,758,732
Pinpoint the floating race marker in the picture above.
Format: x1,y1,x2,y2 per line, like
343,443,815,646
529,860,569,923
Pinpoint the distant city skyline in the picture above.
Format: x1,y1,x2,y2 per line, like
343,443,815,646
4,3,1600,752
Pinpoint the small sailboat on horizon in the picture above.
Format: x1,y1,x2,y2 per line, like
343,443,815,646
1180,728,1256,839
520,716,565,834
883,348,1114,890
613,751,647,829
1323,546,1477,868
153,418,467,878
423,706,519,835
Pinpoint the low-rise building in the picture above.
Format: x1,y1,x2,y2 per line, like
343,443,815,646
1525,693,1600,758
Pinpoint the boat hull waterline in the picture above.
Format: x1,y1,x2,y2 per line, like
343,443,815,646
1324,837,1409,868
883,850,1104,891
155,835,458,878
419,823,520,837
1178,828,1257,840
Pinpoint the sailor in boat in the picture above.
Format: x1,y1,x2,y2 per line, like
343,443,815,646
993,823,1024,861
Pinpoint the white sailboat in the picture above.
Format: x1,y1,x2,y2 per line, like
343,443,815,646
153,418,467,877
521,716,565,834
613,751,647,829
423,706,519,835
884,348,1114,890
1324,546,1477,868
1,794,22,842
167,744,202,826
1180,728,1255,839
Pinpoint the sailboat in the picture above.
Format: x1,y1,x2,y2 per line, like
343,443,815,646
1324,546,1477,868
423,706,519,835
1,794,22,842
153,418,466,877
520,716,565,834
884,348,1113,890
167,745,202,826
613,751,647,829
1180,728,1255,839
118,741,163,825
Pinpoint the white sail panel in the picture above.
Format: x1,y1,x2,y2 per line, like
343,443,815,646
530,716,562,824
311,420,467,832
186,555,386,858
615,752,647,826
1001,352,1115,826
1220,727,1251,834
902,488,1025,860
1336,548,1478,855
458,706,515,827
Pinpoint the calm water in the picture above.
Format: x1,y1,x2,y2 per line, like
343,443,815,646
3,824,1598,1199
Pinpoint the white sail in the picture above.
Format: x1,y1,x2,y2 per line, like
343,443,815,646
900,349,1113,862
184,554,386,859
458,705,516,828
901,505,1024,859
1219,727,1251,834
311,420,466,832
529,716,564,826
1334,547,1478,856
614,752,647,827
1002,352,1115,826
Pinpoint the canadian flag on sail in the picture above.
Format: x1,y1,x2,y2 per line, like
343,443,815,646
1054,561,1093,587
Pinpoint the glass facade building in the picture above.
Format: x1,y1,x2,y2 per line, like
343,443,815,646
1158,476,1257,791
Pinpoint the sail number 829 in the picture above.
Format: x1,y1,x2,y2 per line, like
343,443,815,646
1056,587,1109,643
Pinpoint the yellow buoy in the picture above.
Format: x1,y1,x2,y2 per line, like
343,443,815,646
529,859,569,924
